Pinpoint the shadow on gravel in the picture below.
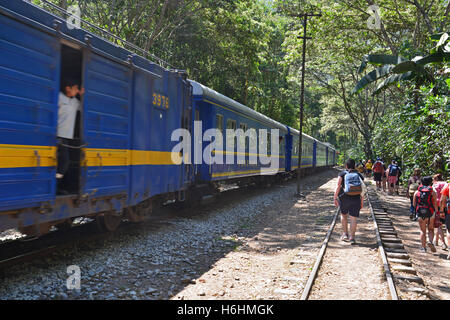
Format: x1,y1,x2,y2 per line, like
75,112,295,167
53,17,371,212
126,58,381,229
0,169,341,300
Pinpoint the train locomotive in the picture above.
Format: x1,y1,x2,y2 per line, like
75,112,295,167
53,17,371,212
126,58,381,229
0,1,336,237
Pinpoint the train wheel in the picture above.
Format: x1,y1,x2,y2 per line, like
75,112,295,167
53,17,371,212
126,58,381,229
96,212,122,232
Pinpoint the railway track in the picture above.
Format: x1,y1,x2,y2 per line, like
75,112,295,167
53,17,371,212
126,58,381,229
300,183,402,300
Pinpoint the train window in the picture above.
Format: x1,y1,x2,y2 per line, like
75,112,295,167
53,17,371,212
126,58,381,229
216,114,223,147
267,131,271,155
216,114,223,131
280,136,284,155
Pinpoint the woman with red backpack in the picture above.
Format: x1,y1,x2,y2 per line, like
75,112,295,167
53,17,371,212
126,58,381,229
439,182,450,260
432,174,447,250
372,158,384,191
413,176,438,253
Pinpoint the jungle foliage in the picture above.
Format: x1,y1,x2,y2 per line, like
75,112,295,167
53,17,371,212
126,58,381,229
34,0,449,178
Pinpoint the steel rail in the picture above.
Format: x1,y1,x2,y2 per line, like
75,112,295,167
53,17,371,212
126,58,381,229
366,184,399,300
300,205,340,300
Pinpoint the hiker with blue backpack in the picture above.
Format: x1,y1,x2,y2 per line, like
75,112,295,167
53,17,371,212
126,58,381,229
334,159,365,245
387,160,400,195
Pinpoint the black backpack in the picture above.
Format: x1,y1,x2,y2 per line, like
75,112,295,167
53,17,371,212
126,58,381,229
416,186,433,217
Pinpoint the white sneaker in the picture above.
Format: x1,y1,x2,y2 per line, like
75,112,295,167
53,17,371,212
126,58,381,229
56,173,64,179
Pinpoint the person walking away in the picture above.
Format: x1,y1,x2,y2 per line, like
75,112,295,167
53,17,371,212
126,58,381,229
387,160,399,195
394,162,402,195
432,174,447,250
365,160,372,178
382,162,388,192
372,158,384,191
357,160,365,175
439,182,450,259
334,159,364,245
407,168,422,220
413,176,438,253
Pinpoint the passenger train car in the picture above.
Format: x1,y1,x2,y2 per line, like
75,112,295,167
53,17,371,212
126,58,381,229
0,1,336,236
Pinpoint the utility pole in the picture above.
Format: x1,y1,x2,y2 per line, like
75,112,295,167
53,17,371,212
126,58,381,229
296,12,321,197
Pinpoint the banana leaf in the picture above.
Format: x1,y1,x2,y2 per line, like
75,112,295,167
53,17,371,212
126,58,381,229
358,54,407,74
372,72,414,95
351,65,394,94
430,32,449,41
417,52,450,65
392,61,424,74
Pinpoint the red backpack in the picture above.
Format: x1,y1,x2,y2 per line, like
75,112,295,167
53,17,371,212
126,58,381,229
373,161,383,173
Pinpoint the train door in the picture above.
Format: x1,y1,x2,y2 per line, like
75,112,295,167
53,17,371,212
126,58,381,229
181,77,193,188
81,50,132,198
0,13,60,211
56,43,83,196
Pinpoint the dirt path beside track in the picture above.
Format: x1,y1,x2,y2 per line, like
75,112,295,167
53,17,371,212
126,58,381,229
173,169,389,300
376,190,450,300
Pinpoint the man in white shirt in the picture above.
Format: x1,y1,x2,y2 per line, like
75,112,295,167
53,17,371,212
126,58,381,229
57,78,84,190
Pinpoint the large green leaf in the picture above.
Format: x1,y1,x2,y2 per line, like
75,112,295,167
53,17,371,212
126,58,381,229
430,32,449,41
358,54,408,74
372,72,414,95
417,52,450,65
352,65,394,94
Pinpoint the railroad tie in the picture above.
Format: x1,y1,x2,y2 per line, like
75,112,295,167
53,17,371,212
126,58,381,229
388,258,412,266
384,247,408,254
394,274,424,285
383,242,404,249
381,238,402,243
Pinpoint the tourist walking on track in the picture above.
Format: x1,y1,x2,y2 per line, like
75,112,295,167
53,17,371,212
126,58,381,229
365,159,372,178
357,160,365,175
387,160,399,195
394,164,402,195
334,159,364,245
407,168,422,220
382,162,388,192
372,158,384,191
432,174,447,250
413,176,438,253
439,182,450,259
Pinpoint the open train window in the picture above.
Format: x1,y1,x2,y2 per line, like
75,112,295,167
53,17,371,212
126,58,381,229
57,43,83,196
216,114,223,146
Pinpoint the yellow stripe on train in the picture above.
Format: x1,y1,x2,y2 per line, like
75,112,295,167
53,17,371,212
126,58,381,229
0,144,56,168
0,144,183,168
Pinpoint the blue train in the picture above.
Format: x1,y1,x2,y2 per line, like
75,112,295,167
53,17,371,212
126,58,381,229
0,1,336,236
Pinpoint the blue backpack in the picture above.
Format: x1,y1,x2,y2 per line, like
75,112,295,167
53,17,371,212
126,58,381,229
389,165,398,176
344,171,363,196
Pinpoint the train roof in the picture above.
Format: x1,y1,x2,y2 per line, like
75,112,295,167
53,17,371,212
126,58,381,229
190,80,288,133
288,128,316,141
